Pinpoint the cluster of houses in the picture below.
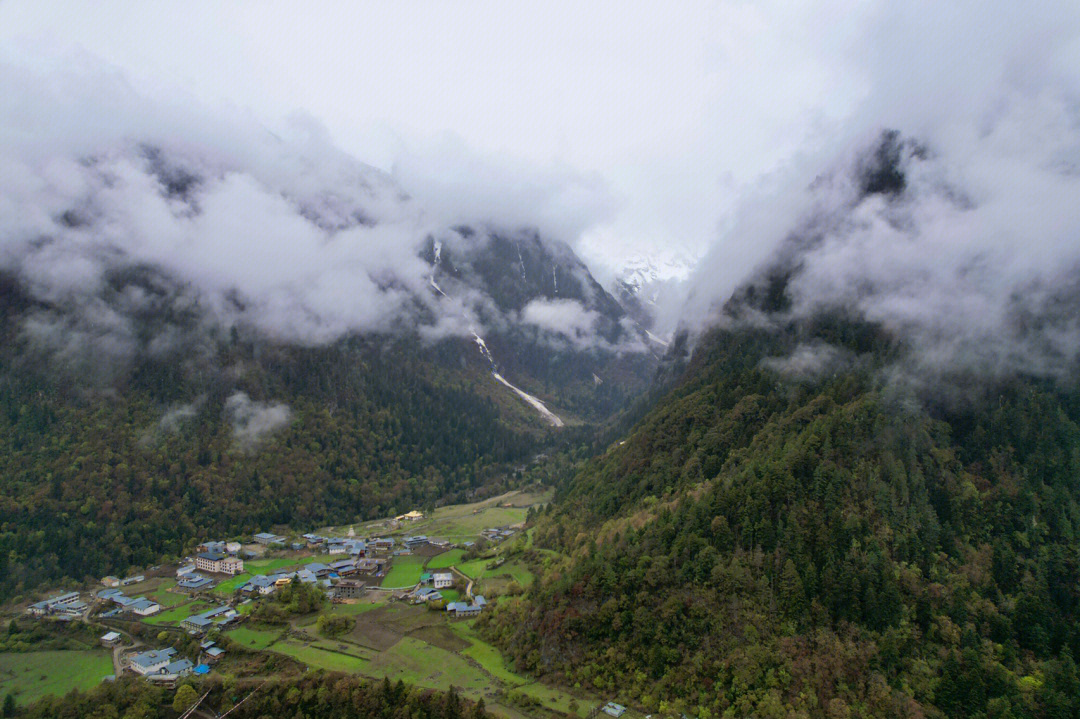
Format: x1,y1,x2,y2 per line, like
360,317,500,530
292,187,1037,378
101,574,146,588
180,605,237,633
407,572,487,617
175,566,216,593
26,591,87,619
127,647,194,681
254,533,287,546
300,533,370,555
121,646,216,686
445,596,487,617
97,588,161,617
239,557,384,598
481,527,517,543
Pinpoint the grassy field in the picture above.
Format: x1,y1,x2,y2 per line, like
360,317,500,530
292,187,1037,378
321,487,551,540
476,561,535,594
329,601,385,616
366,636,491,696
212,573,252,596
269,639,370,673
382,556,426,588
515,681,597,718
456,557,491,579
144,600,210,626
148,580,189,607
0,650,113,706
243,554,347,575
225,625,282,650
243,557,302,573
418,506,529,539
450,622,528,686
439,588,462,603
494,562,534,586
425,549,465,568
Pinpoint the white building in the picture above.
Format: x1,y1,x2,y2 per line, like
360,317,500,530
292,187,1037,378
27,591,81,617
131,598,161,616
195,552,244,575
254,532,286,545
433,572,454,589
127,648,177,676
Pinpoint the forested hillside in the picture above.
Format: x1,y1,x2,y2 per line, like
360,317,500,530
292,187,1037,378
21,671,489,719
0,324,558,600
483,131,1080,717
0,138,656,601
486,314,1080,717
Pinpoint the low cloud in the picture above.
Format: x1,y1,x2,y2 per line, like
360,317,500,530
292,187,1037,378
760,342,853,382
392,135,616,249
158,397,203,433
679,1,1080,384
0,49,623,378
224,392,291,448
520,298,600,345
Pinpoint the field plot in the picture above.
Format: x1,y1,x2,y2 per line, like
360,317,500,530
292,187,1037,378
426,549,465,568
367,636,491,697
144,600,209,625
148,579,189,607
243,557,304,574
270,638,370,673
456,558,491,579
348,607,406,651
0,650,113,706
320,487,551,540
382,555,426,588
234,582,598,719
411,624,470,652
212,572,252,596
450,623,528,686
475,561,535,594
329,600,385,617
225,625,282,650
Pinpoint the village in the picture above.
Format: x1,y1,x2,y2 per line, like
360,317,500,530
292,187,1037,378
25,513,505,679
7,487,637,719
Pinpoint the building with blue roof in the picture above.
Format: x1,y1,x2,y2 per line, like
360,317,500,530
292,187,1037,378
127,648,177,675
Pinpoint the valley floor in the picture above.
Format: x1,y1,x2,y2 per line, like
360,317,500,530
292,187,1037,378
1,487,639,719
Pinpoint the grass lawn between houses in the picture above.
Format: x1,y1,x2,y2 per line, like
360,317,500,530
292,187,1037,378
329,600,385,617
224,625,283,651
268,638,370,673
148,580,189,607
0,650,113,706
382,556,427,588
212,573,252,596
456,557,491,579
144,600,211,626
425,549,465,569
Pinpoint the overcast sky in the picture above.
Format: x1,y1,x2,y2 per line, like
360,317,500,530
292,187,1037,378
0,0,880,281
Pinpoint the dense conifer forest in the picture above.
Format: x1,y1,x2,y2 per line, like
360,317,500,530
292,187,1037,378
0,328,551,601
20,672,488,719
484,316,1080,717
